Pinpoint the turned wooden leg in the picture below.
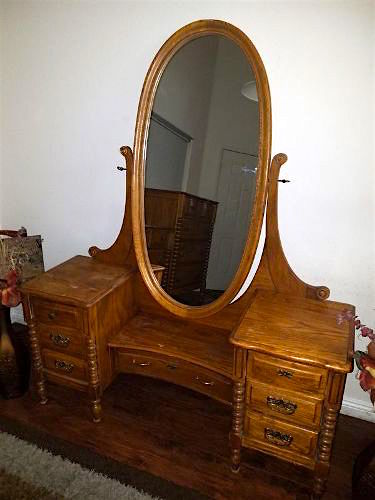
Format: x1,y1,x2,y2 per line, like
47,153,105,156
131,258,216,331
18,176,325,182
28,314,48,404
87,337,102,423
313,405,339,498
230,379,245,472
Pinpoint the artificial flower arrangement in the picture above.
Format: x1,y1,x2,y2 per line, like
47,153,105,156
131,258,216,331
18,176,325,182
0,228,26,307
337,309,375,404
0,228,44,398
0,227,44,306
0,269,21,307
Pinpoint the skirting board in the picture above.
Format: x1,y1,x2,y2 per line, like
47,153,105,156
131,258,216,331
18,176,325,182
341,398,375,423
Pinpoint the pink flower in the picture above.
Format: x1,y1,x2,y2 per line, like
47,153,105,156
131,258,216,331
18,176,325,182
337,309,355,325
336,312,345,325
338,308,375,343
344,309,355,320
361,327,375,340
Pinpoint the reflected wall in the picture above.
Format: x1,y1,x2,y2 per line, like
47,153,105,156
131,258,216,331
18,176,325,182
145,35,259,306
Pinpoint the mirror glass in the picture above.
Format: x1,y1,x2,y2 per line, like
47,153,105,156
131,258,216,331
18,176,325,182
144,35,259,306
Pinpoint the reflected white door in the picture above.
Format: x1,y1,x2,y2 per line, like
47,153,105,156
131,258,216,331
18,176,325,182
206,149,257,291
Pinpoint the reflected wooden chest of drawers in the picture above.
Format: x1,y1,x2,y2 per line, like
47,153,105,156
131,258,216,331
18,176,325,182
144,188,217,299
230,289,354,498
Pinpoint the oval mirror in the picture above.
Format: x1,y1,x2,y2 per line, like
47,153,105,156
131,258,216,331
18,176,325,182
132,20,271,318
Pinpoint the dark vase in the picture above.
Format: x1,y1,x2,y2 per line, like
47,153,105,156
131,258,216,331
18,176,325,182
0,304,29,399
353,440,375,500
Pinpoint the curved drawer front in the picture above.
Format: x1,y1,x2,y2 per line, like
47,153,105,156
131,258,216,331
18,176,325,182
114,349,232,404
248,352,327,395
33,300,82,330
244,412,318,469
247,382,323,429
39,324,85,357
42,349,88,384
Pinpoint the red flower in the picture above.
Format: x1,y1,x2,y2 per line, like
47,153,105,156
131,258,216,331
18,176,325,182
0,269,21,307
361,355,375,374
358,369,375,392
6,269,18,288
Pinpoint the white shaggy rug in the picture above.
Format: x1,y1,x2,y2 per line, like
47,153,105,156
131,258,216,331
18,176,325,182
0,431,161,500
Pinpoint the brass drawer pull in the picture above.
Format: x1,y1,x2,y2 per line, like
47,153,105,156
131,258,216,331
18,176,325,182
277,369,293,378
267,396,297,415
48,312,57,320
166,364,178,370
50,333,70,348
264,427,293,447
132,360,151,367
195,376,214,386
54,359,74,373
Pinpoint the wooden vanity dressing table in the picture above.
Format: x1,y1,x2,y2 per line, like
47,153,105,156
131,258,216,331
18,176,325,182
21,20,354,499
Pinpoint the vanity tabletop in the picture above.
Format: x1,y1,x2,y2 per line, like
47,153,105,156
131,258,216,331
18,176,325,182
108,312,234,377
20,255,135,307
230,289,354,373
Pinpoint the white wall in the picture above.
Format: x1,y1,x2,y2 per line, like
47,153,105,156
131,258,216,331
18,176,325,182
1,0,374,419
198,36,258,200
145,117,189,191
153,35,218,193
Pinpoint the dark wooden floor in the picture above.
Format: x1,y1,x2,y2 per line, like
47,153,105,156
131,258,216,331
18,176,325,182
0,374,374,499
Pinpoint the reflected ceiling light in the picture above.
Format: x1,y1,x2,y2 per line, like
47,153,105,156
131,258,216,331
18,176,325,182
241,80,258,102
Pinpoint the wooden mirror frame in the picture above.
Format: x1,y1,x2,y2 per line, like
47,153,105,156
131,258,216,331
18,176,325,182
132,20,272,319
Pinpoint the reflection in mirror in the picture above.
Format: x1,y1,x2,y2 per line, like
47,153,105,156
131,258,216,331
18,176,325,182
145,35,259,306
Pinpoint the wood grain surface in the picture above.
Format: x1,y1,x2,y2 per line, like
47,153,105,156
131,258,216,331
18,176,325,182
231,289,353,372
1,375,373,500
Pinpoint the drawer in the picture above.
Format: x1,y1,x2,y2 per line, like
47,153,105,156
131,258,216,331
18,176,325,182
243,412,318,469
183,196,199,216
248,352,327,395
145,227,174,251
183,196,216,219
38,324,85,357
246,382,323,429
176,241,208,264
42,349,88,383
33,300,82,330
178,218,213,241
114,350,232,404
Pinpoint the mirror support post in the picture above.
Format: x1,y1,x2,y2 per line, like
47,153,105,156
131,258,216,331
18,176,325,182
88,146,136,267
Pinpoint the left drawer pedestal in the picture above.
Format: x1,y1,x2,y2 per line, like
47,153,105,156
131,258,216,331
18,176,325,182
23,296,102,423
